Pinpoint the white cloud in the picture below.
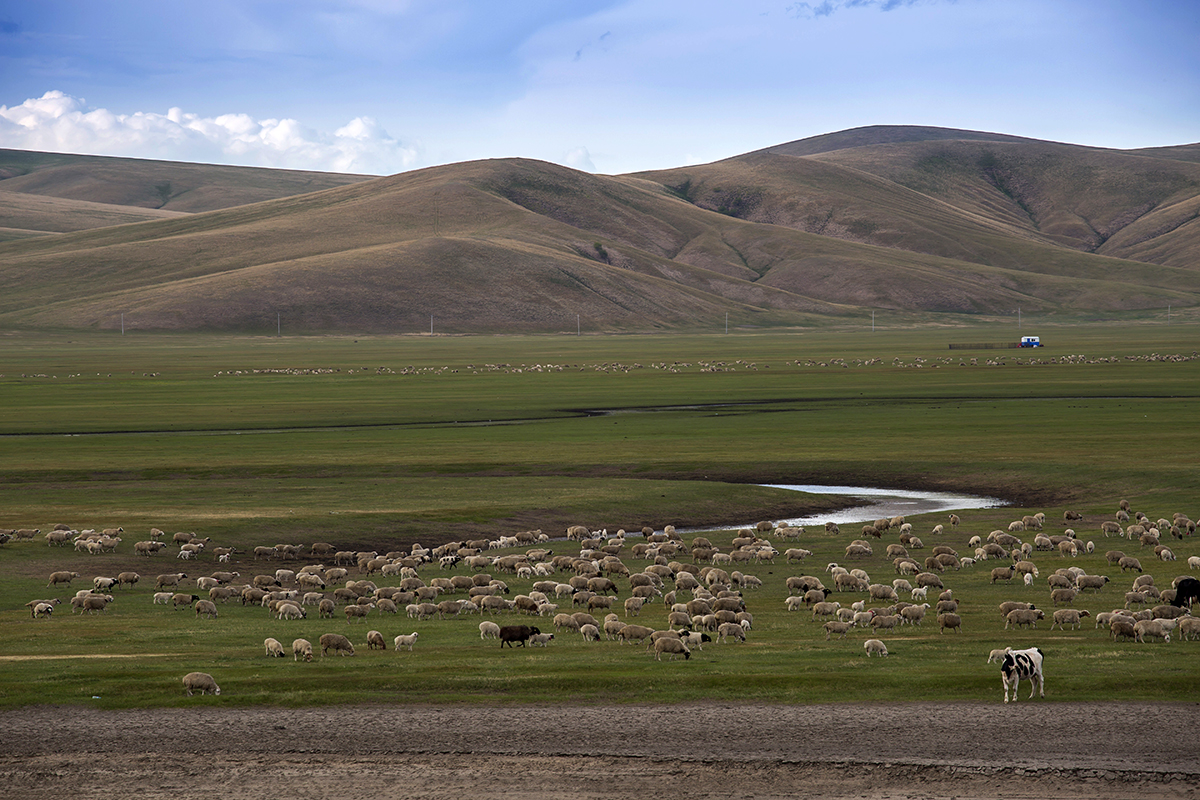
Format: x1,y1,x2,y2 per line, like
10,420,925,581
0,91,419,175
560,146,596,172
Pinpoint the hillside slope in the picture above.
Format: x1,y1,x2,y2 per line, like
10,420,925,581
1,128,1197,332
0,148,374,241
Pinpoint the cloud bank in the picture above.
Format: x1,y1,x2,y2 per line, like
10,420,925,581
0,91,418,175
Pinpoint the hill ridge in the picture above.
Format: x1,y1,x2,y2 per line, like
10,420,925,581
1,126,1197,332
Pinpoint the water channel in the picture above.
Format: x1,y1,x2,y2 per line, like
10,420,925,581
761,484,1007,528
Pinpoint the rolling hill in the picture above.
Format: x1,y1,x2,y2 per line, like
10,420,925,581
1,126,1197,333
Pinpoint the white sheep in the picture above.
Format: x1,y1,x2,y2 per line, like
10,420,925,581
1133,619,1171,643
264,637,286,657
182,671,221,696
292,638,314,661
987,647,1010,664
653,636,691,661
864,639,888,657
394,632,419,651
579,624,601,641
479,620,501,640
717,622,746,643
530,632,556,646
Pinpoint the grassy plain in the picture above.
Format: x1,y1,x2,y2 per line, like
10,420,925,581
0,324,1197,708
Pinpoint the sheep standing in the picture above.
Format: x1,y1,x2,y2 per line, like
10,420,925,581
1050,609,1090,630
864,639,888,657
653,636,691,661
394,632,420,651
182,671,221,696
292,638,314,661
319,633,356,656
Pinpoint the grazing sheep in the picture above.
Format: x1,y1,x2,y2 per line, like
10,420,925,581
155,573,189,590
1133,619,1171,643
194,599,219,618
365,630,387,650
498,625,540,648
1171,577,1200,608
264,637,286,657
1177,617,1200,641
579,624,600,642
1118,556,1143,573
616,624,655,644
344,603,374,623
182,671,221,696
479,620,501,640
92,576,118,593
273,601,304,620
320,633,356,656
47,571,81,588
1050,588,1077,606
900,603,930,626
393,632,419,651
653,636,691,661
937,613,962,634
863,639,888,657
292,638,314,661
1050,609,1091,630
870,614,900,632
811,601,841,621
823,620,853,640
717,622,746,643
1076,574,1110,592
1005,608,1045,629
1110,617,1138,641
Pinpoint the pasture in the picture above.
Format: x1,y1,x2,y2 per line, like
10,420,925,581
0,324,1197,708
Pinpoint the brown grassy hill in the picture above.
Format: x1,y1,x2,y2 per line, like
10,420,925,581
0,149,374,211
0,148,375,242
0,191,186,243
0,128,1197,333
635,133,1200,271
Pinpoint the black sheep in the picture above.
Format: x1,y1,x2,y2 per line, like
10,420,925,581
499,624,540,648
1170,577,1200,608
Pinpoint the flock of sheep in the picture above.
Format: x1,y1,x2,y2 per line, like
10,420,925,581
9,496,1198,700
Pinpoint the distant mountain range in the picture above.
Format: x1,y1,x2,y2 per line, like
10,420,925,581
1,125,1197,332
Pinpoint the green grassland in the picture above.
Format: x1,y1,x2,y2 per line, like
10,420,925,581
0,324,1197,708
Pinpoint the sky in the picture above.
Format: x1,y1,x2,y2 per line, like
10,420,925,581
1,0,1197,176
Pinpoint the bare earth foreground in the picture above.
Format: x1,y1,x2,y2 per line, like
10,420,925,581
2,702,1195,800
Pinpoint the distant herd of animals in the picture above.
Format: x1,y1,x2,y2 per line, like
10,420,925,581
7,497,1199,701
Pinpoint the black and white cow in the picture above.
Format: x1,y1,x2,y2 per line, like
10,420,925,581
1000,646,1045,703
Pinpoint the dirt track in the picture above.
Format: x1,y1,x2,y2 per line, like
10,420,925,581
2,702,1196,799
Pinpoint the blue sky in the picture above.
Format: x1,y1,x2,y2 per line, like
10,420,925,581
1,0,1197,175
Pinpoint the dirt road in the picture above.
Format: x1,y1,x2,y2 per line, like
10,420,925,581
2,702,1195,799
